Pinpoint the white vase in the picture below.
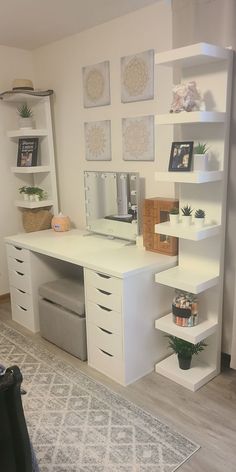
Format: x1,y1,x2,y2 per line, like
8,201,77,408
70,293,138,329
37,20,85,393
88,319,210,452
194,217,205,228
169,214,179,225
19,117,34,129
182,215,192,227
193,153,208,171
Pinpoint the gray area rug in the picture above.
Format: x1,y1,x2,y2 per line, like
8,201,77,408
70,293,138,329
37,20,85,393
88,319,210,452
0,321,199,471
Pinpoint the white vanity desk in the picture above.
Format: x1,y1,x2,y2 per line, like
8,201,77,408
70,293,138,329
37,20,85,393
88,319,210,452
5,229,176,385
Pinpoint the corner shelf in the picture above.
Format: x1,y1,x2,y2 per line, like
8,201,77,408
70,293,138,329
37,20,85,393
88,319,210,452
15,200,54,209
155,221,221,241
11,166,51,174
155,42,230,68
155,111,225,125
7,129,48,139
155,266,219,294
155,313,218,343
155,354,217,392
154,171,223,183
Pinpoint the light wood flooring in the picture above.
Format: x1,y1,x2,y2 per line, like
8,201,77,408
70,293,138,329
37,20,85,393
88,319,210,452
1,300,236,472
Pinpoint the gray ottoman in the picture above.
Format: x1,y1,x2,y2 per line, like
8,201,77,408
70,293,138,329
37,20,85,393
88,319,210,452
39,278,87,360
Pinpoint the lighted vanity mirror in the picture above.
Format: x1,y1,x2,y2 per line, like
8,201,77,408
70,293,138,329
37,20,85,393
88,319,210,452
84,171,140,241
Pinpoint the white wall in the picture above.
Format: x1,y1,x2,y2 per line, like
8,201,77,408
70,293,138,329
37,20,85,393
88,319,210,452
0,46,34,295
33,2,173,229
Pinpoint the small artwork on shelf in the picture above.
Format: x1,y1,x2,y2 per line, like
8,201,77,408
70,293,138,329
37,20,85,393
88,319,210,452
84,120,111,161
82,60,110,108
121,49,154,103
168,141,193,172
17,138,39,167
122,115,154,161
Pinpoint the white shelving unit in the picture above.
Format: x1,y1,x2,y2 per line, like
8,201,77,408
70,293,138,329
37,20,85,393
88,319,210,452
3,93,58,213
154,42,233,391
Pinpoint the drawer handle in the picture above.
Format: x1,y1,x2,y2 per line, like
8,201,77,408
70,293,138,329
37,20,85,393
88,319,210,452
15,259,24,264
14,246,23,251
18,305,27,312
98,304,112,312
98,326,112,335
99,348,113,357
97,289,111,296
16,288,26,294
16,271,24,276
97,273,111,280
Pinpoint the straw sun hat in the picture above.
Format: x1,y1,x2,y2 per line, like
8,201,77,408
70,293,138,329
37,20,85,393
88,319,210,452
12,79,34,91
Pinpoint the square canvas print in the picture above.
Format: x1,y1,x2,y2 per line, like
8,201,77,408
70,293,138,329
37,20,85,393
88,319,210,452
84,120,111,161
122,115,154,161
121,49,154,103
82,61,110,108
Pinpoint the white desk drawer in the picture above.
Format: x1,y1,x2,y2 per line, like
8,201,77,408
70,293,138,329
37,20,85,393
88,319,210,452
8,257,30,275
86,301,122,335
11,287,32,311
7,244,30,262
86,285,122,312
87,322,123,359
11,302,35,332
85,269,122,296
88,343,124,384
9,269,32,294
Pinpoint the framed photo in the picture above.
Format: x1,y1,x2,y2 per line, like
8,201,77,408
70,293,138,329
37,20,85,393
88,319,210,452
17,138,39,167
168,141,193,172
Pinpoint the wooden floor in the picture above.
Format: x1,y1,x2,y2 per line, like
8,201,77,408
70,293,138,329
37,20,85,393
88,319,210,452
1,300,236,471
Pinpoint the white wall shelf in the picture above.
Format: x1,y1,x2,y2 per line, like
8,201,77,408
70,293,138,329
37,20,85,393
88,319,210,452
154,171,223,183
155,313,218,344
155,266,219,294
15,199,54,209
155,43,230,68
155,111,225,125
2,93,47,103
155,354,217,392
155,222,221,241
7,129,48,139
11,166,51,174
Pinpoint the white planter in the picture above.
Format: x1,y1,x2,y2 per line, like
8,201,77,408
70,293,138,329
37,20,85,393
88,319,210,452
169,214,179,225
19,117,34,129
193,153,208,171
182,215,192,227
34,195,40,202
23,193,29,201
194,217,205,228
29,195,34,201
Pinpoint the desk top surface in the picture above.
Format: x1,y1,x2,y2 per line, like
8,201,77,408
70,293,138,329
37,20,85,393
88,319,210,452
5,229,176,278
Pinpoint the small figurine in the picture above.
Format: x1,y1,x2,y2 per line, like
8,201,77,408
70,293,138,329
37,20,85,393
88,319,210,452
170,80,203,113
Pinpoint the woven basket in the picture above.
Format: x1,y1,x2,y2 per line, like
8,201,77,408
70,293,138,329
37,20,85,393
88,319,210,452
22,208,53,233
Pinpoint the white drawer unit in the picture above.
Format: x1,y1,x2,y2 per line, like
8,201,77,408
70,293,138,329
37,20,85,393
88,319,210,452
6,244,30,262
88,342,124,384
11,286,32,310
8,269,32,294
86,301,122,335
8,257,30,275
11,302,35,332
86,284,122,312
87,323,123,360
85,268,122,295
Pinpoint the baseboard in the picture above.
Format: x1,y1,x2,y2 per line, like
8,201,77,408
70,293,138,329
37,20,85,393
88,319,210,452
0,293,10,303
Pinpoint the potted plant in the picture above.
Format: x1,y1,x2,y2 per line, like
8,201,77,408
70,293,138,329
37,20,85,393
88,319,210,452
19,186,29,201
194,208,206,228
169,207,179,225
166,335,207,370
181,204,193,227
193,142,209,171
19,186,46,202
17,103,34,129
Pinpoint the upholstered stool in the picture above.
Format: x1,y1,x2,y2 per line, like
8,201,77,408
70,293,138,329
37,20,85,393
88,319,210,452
38,278,87,360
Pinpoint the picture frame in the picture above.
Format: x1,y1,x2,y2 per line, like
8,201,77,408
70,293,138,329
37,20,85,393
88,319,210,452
168,141,193,172
17,138,39,167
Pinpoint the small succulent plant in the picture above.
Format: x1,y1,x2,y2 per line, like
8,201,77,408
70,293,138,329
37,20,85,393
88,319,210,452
169,207,179,215
194,142,209,155
195,209,205,219
181,204,193,216
17,103,33,118
18,186,46,200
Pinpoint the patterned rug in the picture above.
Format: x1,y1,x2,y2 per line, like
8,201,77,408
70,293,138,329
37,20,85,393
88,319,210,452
0,321,199,471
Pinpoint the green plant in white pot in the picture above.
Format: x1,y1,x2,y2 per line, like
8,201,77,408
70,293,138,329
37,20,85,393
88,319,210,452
17,103,34,129
166,335,207,370
169,207,179,225
193,142,209,171
181,204,193,227
19,186,46,202
19,186,28,201
194,208,206,228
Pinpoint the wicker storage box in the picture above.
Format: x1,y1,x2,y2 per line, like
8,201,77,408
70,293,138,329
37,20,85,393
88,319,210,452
22,208,53,233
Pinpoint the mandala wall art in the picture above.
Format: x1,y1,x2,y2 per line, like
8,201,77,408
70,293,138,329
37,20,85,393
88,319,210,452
82,61,110,108
121,49,154,103
122,115,154,161
84,120,111,161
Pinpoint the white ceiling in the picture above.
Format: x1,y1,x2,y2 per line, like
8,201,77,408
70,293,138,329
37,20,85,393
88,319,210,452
0,0,160,50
